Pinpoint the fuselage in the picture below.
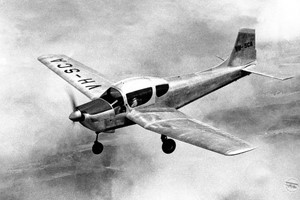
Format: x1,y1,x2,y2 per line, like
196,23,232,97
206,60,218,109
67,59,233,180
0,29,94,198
76,62,250,133
162,66,250,109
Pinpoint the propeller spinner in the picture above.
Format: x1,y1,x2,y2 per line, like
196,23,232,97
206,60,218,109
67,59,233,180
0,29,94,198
69,110,84,122
67,90,84,122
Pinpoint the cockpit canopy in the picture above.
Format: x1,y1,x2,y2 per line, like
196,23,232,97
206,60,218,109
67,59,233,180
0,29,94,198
101,88,123,105
101,77,169,114
101,87,126,114
115,77,169,107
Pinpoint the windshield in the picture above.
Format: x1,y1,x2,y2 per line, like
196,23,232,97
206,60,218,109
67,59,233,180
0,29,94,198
101,88,126,114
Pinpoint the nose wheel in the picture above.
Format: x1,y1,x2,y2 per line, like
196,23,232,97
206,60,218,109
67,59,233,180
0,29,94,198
92,132,103,155
161,135,176,154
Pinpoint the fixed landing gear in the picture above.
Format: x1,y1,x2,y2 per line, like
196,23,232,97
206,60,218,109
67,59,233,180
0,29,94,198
161,135,176,154
92,132,103,155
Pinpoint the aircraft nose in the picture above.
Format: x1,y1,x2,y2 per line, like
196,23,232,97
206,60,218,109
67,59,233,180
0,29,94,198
69,110,84,122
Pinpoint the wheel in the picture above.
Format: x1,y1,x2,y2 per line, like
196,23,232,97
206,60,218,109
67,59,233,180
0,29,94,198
92,141,104,154
162,139,176,154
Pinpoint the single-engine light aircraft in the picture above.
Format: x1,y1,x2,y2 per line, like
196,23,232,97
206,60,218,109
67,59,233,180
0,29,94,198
38,29,292,156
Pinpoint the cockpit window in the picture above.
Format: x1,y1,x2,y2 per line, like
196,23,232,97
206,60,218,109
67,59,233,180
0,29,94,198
127,87,153,108
156,84,169,97
101,88,126,114
101,88,122,103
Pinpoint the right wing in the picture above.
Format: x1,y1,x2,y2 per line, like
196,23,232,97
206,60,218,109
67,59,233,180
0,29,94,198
127,107,255,156
38,54,112,100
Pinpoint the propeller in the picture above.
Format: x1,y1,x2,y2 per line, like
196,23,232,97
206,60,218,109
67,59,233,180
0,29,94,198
68,89,77,112
67,90,85,122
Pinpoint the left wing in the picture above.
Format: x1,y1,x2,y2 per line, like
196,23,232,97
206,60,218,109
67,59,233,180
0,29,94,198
38,54,112,99
127,107,255,156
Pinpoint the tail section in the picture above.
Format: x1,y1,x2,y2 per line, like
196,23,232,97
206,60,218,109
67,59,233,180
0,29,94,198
199,28,293,80
228,28,256,67
232,29,293,80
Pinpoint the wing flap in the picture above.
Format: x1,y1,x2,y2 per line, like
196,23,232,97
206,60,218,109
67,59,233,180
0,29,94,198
127,108,255,156
38,54,112,99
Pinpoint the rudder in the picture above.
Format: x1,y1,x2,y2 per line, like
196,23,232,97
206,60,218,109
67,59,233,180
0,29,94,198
228,28,256,67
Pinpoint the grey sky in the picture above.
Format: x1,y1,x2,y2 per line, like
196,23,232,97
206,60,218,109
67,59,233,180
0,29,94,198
1,0,300,200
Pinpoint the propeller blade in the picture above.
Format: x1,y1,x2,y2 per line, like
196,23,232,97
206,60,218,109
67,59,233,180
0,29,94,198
67,89,77,111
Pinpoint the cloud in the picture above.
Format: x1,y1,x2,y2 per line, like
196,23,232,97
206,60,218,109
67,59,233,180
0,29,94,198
256,0,300,41
1,0,300,200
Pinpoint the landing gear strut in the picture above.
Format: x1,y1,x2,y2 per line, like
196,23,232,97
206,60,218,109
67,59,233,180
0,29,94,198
92,132,103,155
161,135,176,154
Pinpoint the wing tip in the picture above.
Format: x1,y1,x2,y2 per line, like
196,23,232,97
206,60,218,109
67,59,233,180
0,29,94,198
37,54,66,61
225,146,256,156
37,54,54,61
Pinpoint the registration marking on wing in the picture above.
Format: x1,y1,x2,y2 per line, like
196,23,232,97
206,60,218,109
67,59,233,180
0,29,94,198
50,58,102,90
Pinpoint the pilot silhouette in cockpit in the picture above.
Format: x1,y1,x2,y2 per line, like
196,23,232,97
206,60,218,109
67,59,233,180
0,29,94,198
131,98,138,108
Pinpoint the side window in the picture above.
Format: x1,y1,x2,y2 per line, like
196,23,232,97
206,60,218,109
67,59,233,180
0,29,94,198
127,87,153,107
156,84,169,97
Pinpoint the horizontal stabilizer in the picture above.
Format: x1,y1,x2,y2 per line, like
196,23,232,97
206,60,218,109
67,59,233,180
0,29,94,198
242,65,293,80
280,63,300,67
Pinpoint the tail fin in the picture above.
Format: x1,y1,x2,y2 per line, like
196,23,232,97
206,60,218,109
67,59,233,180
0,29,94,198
228,28,256,67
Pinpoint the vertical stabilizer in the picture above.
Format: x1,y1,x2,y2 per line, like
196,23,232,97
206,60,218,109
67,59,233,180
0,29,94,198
228,28,256,67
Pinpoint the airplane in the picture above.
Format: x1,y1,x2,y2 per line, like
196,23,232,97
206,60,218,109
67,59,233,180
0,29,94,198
38,28,293,156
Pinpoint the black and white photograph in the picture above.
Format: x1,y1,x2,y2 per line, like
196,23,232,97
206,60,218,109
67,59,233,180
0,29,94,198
1,0,300,199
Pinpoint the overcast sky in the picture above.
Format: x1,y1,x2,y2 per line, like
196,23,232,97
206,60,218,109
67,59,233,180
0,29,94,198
1,0,300,200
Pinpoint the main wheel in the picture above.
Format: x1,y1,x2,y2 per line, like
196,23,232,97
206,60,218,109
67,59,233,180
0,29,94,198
92,141,104,155
162,139,176,154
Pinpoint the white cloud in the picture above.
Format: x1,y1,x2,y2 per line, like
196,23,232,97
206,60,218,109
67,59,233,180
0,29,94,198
1,1,300,199
256,0,300,41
